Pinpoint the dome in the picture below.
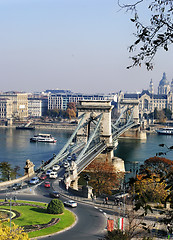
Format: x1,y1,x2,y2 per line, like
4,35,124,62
159,72,169,86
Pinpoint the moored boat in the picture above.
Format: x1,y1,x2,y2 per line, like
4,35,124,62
156,128,173,135
16,125,35,130
30,133,57,143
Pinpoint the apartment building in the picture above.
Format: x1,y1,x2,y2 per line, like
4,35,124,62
0,92,28,119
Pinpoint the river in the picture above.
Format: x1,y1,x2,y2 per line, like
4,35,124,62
0,128,173,175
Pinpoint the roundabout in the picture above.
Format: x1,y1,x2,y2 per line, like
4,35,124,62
0,200,76,239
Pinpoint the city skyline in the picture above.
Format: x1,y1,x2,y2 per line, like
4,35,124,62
0,0,173,94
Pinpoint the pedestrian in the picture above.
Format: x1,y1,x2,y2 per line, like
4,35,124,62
105,196,108,204
114,198,117,206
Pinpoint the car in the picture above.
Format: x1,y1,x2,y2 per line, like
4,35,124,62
46,169,53,176
64,200,77,208
72,153,77,160
29,177,39,185
63,162,70,168
44,181,51,188
49,171,58,179
39,174,47,180
49,191,60,198
12,183,22,190
52,165,60,171
67,156,72,161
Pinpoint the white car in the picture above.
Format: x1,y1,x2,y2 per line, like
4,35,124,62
49,171,58,179
52,165,60,171
29,177,39,185
63,162,70,168
64,200,77,208
67,156,72,161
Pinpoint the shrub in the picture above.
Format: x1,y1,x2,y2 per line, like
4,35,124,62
47,199,64,214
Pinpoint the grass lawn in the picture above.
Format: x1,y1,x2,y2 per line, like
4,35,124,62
0,200,76,238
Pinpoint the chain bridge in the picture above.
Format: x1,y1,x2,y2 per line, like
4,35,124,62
40,100,140,189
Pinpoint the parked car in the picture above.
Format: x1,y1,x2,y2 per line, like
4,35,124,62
44,181,51,188
49,171,58,179
64,200,77,208
49,191,60,198
12,183,22,190
67,156,72,161
63,162,70,168
52,165,60,171
29,177,39,185
39,174,47,180
46,169,53,176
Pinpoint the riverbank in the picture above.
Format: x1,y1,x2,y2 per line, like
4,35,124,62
0,121,76,131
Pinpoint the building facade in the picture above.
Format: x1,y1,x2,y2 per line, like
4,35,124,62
48,92,117,110
118,73,173,120
28,97,48,117
0,98,13,119
0,92,28,120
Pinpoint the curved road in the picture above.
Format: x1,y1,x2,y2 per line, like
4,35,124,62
0,181,107,240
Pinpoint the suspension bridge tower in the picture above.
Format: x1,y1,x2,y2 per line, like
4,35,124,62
77,100,117,163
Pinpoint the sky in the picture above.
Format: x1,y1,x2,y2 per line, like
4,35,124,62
0,0,172,94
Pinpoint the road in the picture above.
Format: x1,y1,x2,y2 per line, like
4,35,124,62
0,179,107,240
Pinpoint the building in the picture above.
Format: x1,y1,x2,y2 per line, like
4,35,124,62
0,98,13,119
117,73,173,120
48,92,117,110
28,97,48,117
0,92,28,120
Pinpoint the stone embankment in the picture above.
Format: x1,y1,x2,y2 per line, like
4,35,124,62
0,121,76,131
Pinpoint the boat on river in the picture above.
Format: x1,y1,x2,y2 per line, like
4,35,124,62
16,125,35,130
30,133,57,143
156,128,173,135
16,121,35,130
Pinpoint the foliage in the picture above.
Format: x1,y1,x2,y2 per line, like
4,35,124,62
46,102,76,119
85,159,124,196
0,220,29,240
0,162,21,181
135,174,168,203
47,199,64,214
99,229,129,240
66,108,76,119
119,0,173,69
99,201,154,240
67,102,76,112
139,156,173,177
163,108,172,120
0,200,75,239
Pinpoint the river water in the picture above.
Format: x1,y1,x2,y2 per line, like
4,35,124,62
0,128,173,175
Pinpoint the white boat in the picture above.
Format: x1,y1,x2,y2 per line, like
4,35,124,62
30,133,57,143
156,128,173,135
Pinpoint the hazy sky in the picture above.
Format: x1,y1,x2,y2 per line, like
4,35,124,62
0,0,172,94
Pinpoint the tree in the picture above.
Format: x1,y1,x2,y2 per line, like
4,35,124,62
99,199,155,240
47,199,64,214
139,156,173,177
119,0,173,69
135,174,168,203
85,159,123,196
67,102,76,113
163,108,172,120
0,220,29,240
0,162,21,181
66,108,76,119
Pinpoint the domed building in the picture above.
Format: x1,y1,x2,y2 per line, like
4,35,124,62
158,72,170,95
117,73,173,120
